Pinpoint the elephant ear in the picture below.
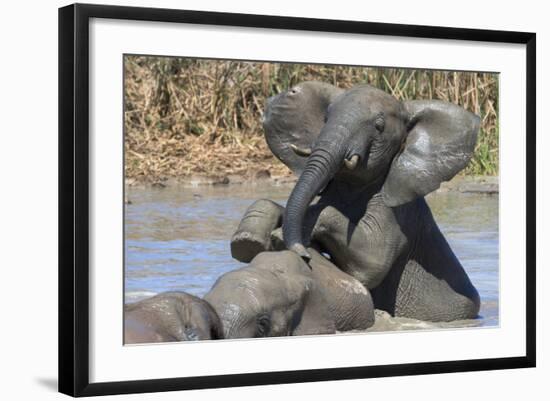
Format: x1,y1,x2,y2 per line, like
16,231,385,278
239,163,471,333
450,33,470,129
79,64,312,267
381,100,480,207
263,81,344,174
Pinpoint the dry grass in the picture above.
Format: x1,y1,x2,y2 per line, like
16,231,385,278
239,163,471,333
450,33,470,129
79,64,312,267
124,56,499,183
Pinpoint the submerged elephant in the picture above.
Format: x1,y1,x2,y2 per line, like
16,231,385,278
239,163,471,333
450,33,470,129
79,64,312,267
204,249,374,338
232,81,481,322
124,291,224,344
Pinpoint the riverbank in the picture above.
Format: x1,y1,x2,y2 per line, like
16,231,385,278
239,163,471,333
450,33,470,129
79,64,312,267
125,173,499,196
124,57,499,184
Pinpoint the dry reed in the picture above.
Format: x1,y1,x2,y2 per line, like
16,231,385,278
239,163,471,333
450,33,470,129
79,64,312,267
124,56,498,183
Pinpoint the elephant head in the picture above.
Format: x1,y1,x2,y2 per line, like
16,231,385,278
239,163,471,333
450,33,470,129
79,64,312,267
204,251,335,338
263,81,480,260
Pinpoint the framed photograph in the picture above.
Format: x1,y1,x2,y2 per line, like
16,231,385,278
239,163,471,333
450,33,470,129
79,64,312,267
58,3,536,397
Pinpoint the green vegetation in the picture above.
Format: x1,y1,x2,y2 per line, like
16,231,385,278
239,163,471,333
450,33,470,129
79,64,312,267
124,56,498,183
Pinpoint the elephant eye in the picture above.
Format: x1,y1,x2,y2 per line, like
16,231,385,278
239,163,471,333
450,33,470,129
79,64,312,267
288,86,301,96
375,113,385,132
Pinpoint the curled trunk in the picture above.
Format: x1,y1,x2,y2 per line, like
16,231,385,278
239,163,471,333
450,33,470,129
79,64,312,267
283,146,345,259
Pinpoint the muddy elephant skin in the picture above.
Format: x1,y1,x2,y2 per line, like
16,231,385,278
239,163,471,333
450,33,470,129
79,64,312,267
233,81,481,322
124,291,224,344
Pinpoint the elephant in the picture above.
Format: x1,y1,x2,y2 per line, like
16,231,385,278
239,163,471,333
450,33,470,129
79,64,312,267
231,81,481,322
307,247,375,332
204,249,374,338
124,291,224,344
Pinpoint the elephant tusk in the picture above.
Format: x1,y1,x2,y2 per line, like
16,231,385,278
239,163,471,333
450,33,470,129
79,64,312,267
344,155,359,170
290,144,312,157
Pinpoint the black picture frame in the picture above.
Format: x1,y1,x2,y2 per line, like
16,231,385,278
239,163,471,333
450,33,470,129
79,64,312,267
58,3,536,397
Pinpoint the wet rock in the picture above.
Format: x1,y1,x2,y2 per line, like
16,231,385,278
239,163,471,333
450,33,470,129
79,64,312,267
434,175,499,195
213,176,230,186
255,169,271,180
458,182,499,194
151,181,166,188
273,175,298,185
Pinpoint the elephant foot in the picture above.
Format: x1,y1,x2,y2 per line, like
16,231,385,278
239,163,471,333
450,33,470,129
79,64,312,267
230,230,270,263
230,199,284,263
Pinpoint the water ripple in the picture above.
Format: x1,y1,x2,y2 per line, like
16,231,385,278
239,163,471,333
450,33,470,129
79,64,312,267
125,185,499,328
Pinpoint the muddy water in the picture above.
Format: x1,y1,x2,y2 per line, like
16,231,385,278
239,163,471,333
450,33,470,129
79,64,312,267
125,183,499,330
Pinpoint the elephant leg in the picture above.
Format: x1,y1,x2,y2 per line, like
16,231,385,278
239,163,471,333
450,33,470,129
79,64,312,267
310,197,410,290
231,199,284,262
307,249,375,331
372,227,480,322
312,196,479,322
232,199,328,261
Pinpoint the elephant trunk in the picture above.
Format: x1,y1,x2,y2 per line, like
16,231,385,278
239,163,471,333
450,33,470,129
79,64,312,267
283,143,347,260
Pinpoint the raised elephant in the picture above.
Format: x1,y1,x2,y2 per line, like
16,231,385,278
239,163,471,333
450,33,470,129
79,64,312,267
124,291,224,344
232,81,481,322
204,249,374,338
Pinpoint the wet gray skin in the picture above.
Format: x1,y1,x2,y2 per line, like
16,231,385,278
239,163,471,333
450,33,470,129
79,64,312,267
235,81,482,322
205,250,334,338
124,291,223,344
204,249,374,339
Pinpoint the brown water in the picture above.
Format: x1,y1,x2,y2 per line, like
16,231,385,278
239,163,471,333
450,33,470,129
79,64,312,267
125,183,499,330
